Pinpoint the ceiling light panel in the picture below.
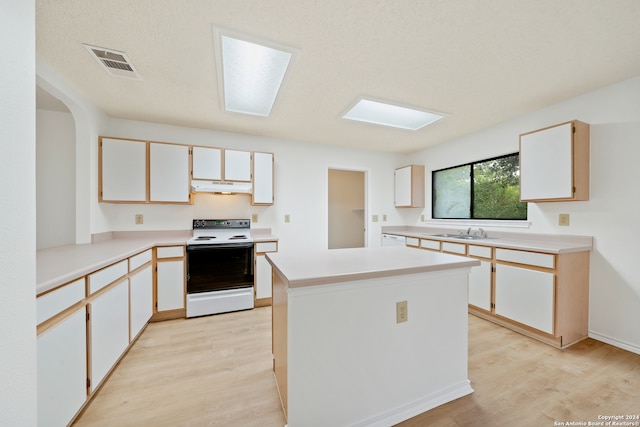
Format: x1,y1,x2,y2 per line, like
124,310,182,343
215,29,295,117
343,99,445,130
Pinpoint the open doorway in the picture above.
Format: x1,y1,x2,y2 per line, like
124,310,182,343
328,168,366,249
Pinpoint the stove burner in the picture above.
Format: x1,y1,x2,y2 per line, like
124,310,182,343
229,235,248,240
195,236,217,240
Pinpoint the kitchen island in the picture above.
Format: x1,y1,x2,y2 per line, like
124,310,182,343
266,246,480,427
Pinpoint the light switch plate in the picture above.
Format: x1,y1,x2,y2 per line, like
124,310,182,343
559,213,570,226
396,301,408,323
284,214,291,223
135,214,143,225
372,214,379,222
251,213,258,223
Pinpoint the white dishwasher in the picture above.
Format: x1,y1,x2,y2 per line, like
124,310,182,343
381,234,406,246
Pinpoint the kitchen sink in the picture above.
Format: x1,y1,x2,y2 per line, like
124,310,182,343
423,233,493,240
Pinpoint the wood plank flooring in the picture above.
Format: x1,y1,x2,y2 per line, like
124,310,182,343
73,307,640,427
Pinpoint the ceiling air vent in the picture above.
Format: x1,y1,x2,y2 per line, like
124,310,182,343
83,44,141,80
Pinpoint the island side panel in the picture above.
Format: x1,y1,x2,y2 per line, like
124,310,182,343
271,269,288,418
286,269,473,427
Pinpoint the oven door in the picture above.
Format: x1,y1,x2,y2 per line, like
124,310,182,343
186,243,254,294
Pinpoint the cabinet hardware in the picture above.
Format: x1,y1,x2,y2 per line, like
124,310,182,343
86,378,91,389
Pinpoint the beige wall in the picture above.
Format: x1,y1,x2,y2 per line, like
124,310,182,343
328,169,365,249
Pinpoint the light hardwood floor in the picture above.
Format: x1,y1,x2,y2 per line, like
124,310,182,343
74,307,640,427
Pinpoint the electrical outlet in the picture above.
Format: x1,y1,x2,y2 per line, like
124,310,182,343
420,214,425,222
251,213,258,223
383,214,387,222
372,214,379,222
135,214,143,225
396,301,408,323
284,214,291,223
559,213,570,226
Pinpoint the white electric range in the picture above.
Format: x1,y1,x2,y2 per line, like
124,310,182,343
185,219,254,318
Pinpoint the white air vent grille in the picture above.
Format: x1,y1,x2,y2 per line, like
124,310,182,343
83,44,141,80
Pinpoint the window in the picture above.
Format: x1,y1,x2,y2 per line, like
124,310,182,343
432,153,527,220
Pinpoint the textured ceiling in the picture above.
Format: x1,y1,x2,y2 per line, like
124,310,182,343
36,0,640,153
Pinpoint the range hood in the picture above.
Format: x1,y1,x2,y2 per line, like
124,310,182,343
191,180,252,194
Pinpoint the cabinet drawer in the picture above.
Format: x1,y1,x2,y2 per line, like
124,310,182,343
468,245,492,259
37,278,86,325
496,248,555,269
157,246,184,259
256,242,278,253
130,249,152,271
442,242,466,255
420,239,440,251
406,237,419,247
88,260,128,294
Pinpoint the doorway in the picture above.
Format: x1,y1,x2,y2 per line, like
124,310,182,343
328,168,366,249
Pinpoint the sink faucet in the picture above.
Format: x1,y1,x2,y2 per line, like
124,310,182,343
467,227,472,236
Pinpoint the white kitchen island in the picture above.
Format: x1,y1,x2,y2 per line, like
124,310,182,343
266,246,480,427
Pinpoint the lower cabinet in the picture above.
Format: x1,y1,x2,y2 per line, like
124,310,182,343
89,280,130,391
406,235,589,348
157,260,185,311
129,264,153,340
494,264,555,334
155,246,186,318
37,246,172,426
255,241,278,306
37,308,87,427
468,260,492,311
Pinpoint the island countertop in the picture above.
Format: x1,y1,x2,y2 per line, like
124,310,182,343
266,246,480,288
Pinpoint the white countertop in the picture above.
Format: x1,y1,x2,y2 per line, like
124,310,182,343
381,226,593,254
37,229,279,296
266,246,480,288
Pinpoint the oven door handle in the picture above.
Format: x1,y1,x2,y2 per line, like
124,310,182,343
187,243,254,251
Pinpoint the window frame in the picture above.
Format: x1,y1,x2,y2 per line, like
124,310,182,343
431,152,527,221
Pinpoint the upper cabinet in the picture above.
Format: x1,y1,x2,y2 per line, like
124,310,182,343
99,137,191,204
192,146,222,181
149,143,190,203
394,164,425,208
224,149,252,182
519,120,590,202
100,137,147,202
252,151,274,205
100,137,274,205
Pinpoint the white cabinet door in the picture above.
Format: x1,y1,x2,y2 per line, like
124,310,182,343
129,265,153,340
89,280,129,391
157,260,185,311
394,165,412,207
495,264,555,334
520,122,573,201
252,151,274,205
38,309,87,427
224,149,251,181
100,138,147,202
468,260,492,311
149,143,190,202
192,146,222,180
255,254,273,299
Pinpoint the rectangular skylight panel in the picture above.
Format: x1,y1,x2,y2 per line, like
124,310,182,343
221,35,293,117
343,99,444,130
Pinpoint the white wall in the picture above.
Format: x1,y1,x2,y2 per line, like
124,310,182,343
36,60,109,244
36,109,76,249
0,1,37,425
410,76,640,354
102,119,407,252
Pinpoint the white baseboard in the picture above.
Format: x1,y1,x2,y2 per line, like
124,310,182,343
589,330,640,355
351,380,474,427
